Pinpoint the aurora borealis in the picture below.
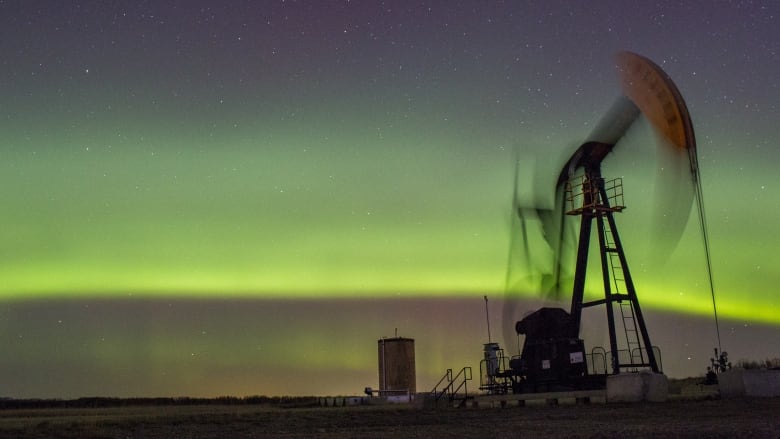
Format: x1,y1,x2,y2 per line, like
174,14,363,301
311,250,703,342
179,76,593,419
0,1,778,398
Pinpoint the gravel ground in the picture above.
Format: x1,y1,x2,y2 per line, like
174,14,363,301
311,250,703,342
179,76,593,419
1,397,778,438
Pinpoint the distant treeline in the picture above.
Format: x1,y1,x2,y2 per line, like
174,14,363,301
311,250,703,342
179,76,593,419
0,395,320,409
735,358,780,370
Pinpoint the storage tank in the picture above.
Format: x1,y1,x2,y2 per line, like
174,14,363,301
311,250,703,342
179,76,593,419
377,337,416,395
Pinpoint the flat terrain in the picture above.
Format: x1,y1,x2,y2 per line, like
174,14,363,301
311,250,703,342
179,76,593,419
1,397,779,438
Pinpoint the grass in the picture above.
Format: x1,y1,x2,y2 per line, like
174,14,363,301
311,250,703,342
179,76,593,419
1,397,779,438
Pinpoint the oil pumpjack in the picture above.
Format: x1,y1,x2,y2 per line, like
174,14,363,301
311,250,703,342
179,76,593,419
483,51,705,395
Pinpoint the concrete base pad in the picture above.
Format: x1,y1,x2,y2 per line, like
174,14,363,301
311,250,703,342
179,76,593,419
606,371,669,403
719,369,780,398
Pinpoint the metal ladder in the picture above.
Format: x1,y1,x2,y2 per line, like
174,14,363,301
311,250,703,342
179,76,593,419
603,223,645,369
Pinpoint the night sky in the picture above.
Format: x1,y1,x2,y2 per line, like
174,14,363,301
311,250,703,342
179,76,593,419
0,1,778,398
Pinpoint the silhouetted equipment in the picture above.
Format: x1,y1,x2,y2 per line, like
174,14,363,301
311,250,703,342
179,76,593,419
486,51,718,394
510,308,593,392
377,336,416,396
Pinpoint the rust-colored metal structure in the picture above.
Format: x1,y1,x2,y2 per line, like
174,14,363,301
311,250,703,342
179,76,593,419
378,337,416,395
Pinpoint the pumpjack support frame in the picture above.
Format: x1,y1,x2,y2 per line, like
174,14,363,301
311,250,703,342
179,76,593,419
566,165,659,374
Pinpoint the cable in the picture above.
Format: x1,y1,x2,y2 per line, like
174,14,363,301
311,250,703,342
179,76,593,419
691,151,723,354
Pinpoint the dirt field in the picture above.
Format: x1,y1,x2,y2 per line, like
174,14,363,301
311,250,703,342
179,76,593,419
1,397,778,438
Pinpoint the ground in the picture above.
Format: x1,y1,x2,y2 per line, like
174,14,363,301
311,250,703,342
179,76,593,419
1,397,779,438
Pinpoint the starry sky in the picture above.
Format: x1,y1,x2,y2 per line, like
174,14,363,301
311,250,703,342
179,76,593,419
0,1,778,398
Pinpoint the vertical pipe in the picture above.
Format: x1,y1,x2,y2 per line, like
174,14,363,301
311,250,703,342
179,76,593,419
484,295,492,343
381,339,386,393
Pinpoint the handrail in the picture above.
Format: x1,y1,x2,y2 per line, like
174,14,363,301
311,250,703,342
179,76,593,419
430,368,453,401
431,367,473,404
590,346,608,375
479,348,512,393
603,346,664,374
450,367,473,401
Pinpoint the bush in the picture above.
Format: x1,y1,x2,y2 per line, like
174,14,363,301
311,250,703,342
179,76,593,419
734,357,780,370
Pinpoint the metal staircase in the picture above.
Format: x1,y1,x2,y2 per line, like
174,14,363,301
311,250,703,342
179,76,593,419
430,367,473,407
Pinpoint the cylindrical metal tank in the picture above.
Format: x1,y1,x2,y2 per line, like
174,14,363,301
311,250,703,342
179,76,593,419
377,337,416,395
483,342,501,377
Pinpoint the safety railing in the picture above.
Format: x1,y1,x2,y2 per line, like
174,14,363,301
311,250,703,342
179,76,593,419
431,366,473,405
431,368,453,402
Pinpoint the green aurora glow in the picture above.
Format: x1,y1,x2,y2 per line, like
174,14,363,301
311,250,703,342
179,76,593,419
0,111,776,324
0,1,778,398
